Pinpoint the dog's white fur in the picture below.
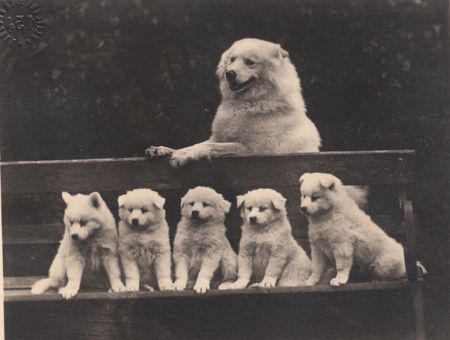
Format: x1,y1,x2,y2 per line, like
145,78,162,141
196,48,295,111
31,192,125,299
220,189,311,290
172,186,237,294
147,38,321,166
117,189,174,292
299,173,406,286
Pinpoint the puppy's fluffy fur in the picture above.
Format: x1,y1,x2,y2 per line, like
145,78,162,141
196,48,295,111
299,173,406,286
31,192,125,299
220,189,311,290
117,189,174,291
172,187,237,293
147,38,321,166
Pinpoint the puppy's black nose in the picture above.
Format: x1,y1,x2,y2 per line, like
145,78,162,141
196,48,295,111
300,207,308,213
225,70,237,82
191,210,199,218
132,218,139,225
71,234,79,240
249,216,257,224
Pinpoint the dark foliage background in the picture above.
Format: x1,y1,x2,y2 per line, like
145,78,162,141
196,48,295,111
0,0,449,338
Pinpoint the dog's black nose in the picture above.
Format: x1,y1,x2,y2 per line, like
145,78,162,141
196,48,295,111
225,70,237,82
300,206,308,213
191,210,199,218
132,218,139,225
249,216,257,224
71,234,79,240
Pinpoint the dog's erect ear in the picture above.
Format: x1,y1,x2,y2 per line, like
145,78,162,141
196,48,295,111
319,175,337,191
299,173,310,186
62,192,72,205
276,44,289,59
271,196,287,210
153,193,166,210
236,195,246,209
88,192,102,209
219,197,231,213
180,189,192,208
117,194,126,208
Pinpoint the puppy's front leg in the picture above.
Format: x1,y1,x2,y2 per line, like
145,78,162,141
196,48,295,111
102,252,126,292
173,254,189,291
250,251,287,288
170,141,248,167
58,256,84,299
120,255,140,291
220,248,252,290
154,252,174,291
330,245,353,287
194,252,221,294
305,245,328,286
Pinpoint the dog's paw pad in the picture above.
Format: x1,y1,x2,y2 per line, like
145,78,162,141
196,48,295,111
58,287,78,299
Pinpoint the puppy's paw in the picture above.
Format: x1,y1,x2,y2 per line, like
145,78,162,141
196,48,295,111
31,281,48,295
145,146,174,158
169,151,192,167
125,281,140,292
250,277,277,289
330,277,347,287
218,281,234,290
58,286,79,299
221,279,248,290
110,281,126,293
173,279,187,291
158,281,175,291
304,276,318,286
142,284,155,292
193,279,210,294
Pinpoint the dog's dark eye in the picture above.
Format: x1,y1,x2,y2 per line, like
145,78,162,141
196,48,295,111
141,208,149,213
244,58,255,66
203,202,210,208
230,56,236,63
311,196,320,202
259,206,267,212
189,202,195,206
247,206,252,211
79,220,87,226
128,208,133,212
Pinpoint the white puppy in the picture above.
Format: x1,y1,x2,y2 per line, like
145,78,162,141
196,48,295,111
117,189,174,291
220,189,311,290
172,186,238,294
31,192,125,299
147,38,321,166
299,172,406,286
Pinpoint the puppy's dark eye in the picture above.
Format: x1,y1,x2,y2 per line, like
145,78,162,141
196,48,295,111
259,206,267,212
230,56,236,63
203,202,210,208
141,208,149,213
79,220,87,226
69,220,74,225
244,58,255,66
189,202,195,206
128,208,133,212
311,196,320,202
247,206,252,211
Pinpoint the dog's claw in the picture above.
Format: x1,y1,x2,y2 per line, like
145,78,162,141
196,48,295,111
145,146,174,158
193,280,210,294
58,286,79,299
330,277,347,287
173,280,187,291
158,281,175,291
249,279,276,289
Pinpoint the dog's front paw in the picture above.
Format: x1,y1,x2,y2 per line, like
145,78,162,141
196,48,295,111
58,286,79,299
218,281,234,290
125,281,140,292
169,150,192,167
193,279,210,294
110,281,126,293
304,276,318,286
145,146,174,158
158,281,175,291
173,279,187,291
250,277,277,289
221,279,248,290
330,276,347,287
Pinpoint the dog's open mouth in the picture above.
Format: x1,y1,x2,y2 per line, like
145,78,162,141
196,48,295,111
228,77,256,92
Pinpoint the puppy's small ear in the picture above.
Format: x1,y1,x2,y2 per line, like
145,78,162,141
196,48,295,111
89,192,102,209
153,193,166,210
62,192,72,205
319,175,337,191
299,173,310,186
276,44,289,59
117,194,126,208
236,195,246,209
180,189,192,208
219,198,231,213
216,48,230,76
271,196,287,210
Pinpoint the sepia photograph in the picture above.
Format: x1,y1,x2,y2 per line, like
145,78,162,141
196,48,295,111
1,0,449,339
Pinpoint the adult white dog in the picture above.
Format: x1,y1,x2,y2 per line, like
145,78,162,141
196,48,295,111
146,38,321,166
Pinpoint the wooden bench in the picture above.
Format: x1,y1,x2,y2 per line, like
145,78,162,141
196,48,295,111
2,150,425,340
